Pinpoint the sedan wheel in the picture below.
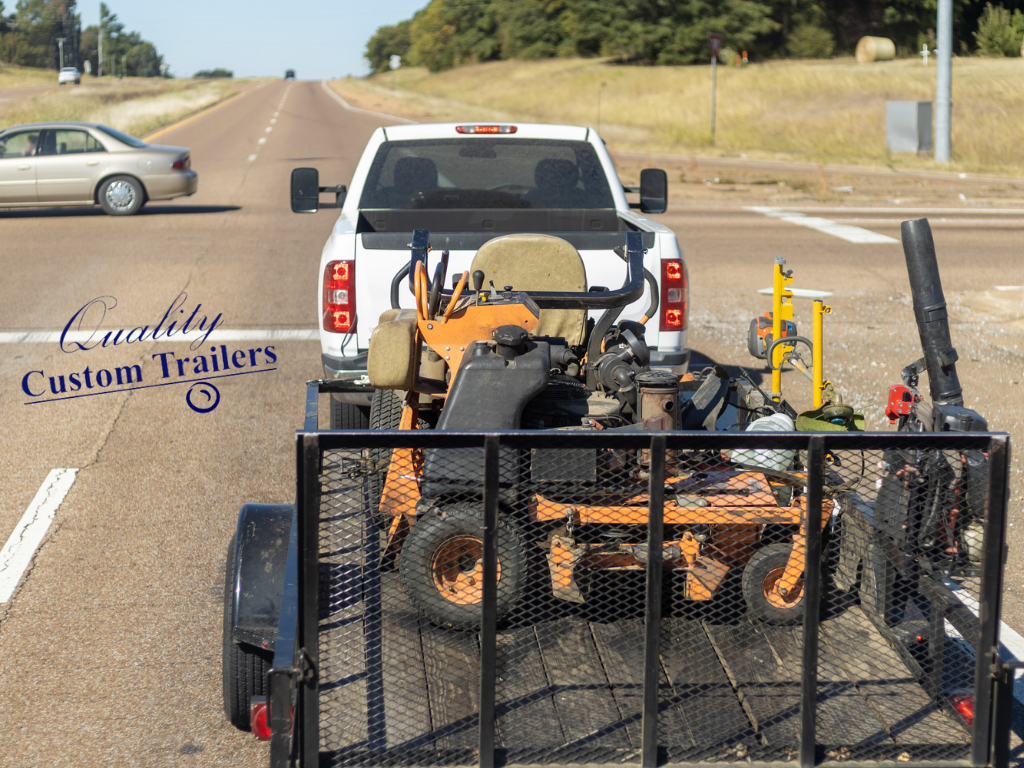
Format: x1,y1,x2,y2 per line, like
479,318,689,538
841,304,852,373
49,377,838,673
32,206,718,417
99,176,145,216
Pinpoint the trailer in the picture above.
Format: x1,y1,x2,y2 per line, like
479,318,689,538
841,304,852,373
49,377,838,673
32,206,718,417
236,385,1014,768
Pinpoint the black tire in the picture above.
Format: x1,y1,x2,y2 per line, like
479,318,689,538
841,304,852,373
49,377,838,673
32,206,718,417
367,389,412,530
400,504,526,630
98,175,145,216
741,542,806,625
222,534,273,730
329,396,370,429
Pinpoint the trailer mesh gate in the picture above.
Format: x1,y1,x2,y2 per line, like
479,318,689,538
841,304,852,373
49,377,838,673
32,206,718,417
274,429,1010,768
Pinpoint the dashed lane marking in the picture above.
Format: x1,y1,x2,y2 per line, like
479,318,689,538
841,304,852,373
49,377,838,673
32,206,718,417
0,329,319,344
944,579,1024,705
746,206,899,244
0,469,78,603
247,154,257,162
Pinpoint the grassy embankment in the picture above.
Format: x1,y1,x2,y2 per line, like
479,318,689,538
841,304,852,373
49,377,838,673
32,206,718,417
333,56,1024,176
0,66,237,137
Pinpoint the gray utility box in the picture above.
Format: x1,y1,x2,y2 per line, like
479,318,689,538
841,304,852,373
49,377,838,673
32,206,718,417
887,100,933,153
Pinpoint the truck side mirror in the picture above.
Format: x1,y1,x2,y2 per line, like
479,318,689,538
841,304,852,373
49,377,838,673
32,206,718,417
291,167,320,213
639,168,667,214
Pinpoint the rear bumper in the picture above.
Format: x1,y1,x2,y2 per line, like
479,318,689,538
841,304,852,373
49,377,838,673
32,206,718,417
650,348,690,375
322,352,372,405
143,170,198,201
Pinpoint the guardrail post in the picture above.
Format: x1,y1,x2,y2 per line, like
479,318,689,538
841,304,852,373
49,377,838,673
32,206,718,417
298,433,322,765
642,435,667,768
972,435,1011,767
479,436,500,768
799,436,825,768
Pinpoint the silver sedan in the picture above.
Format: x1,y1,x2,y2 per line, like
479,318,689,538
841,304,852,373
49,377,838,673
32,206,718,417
0,121,198,215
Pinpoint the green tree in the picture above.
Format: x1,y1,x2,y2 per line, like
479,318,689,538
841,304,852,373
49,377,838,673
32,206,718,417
787,24,835,57
365,18,413,73
974,2,1024,54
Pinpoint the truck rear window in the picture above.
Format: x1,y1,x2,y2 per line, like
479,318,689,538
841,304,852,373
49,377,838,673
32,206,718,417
358,139,615,210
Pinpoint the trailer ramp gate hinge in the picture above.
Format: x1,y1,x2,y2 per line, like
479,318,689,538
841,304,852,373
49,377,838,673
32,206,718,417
268,648,315,683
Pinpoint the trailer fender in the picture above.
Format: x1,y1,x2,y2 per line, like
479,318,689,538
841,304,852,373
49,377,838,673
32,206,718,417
230,503,293,652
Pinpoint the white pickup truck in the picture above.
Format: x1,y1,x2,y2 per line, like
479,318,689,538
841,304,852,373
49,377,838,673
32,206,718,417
290,122,690,427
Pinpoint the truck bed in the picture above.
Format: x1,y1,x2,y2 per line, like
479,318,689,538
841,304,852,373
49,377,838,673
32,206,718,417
314,446,975,767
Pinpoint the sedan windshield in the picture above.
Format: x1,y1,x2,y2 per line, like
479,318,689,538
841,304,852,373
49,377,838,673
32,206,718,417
95,125,148,149
359,138,615,210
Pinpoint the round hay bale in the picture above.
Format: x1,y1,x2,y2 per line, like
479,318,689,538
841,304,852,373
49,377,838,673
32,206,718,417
855,36,896,63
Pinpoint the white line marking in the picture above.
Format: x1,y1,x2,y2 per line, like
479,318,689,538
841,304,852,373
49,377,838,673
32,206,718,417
319,79,417,124
746,206,899,244
754,206,1024,215
257,137,266,145
0,329,319,344
944,579,1024,703
757,288,833,299
247,154,257,162
274,112,279,117
270,118,277,124
0,469,78,603
265,126,272,133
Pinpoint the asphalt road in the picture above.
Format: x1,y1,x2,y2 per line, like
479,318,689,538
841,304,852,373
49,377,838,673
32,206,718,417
2,79,1023,764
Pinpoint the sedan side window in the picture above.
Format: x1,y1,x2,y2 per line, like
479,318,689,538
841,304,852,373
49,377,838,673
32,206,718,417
45,130,90,156
0,131,41,159
86,134,107,153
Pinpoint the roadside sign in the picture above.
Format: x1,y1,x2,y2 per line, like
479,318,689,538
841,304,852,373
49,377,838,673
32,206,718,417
389,55,402,70
708,33,723,57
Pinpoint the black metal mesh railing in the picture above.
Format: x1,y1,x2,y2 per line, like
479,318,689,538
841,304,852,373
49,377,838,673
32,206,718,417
284,428,1008,768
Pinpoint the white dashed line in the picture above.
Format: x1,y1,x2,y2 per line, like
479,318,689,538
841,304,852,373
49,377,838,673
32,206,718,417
247,154,257,162
274,112,279,117
270,118,277,124
265,126,272,133
746,206,899,244
0,468,78,603
0,330,319,344
944,579,1024,704
257,137,266,145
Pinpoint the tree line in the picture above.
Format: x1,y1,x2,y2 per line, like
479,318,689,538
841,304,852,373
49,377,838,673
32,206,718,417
0,0,167,77
366,0,1024,73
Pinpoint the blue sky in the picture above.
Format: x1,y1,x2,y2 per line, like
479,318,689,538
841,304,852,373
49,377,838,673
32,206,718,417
79,1,427,79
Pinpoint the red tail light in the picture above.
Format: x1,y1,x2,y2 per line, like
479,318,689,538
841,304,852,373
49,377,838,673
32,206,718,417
455,125,517,134
251,700,271,740
171,155,189,170
323,260,355,333
660,259,688,331
952,694,974,726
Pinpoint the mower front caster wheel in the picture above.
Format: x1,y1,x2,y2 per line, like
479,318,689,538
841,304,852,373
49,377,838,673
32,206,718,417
742,542,806,625
400,504,525,630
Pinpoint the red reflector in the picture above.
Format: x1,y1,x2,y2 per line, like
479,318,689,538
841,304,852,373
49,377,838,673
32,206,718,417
323,260,355,333
455,125,517,134
172,156,189,170
251,700,271,740
952,695,974,726
660,259,687,331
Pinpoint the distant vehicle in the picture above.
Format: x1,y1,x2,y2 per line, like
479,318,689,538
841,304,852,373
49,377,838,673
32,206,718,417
57,67,81,85
0,122,198,215
284,69,295,80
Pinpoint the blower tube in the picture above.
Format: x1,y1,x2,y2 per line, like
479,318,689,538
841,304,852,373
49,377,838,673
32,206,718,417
900,218,963,406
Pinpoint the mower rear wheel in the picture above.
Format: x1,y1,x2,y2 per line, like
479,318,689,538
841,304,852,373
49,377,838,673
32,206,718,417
742,542,806,625
222,535,273,730
330,397,370,429
400,504,525,630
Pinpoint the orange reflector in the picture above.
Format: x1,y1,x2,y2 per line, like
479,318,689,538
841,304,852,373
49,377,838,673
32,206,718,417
952,695,974,726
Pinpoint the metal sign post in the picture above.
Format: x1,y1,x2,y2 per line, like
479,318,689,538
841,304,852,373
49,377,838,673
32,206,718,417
708,34,723,144
935,0,952,162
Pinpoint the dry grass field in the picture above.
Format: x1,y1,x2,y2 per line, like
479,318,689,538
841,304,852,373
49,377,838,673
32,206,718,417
335,56,1024,176
0,64,55,88
0,73,237,137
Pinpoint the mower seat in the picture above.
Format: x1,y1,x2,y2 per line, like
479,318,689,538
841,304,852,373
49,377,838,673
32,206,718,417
368,309,418,389
470,233,587,347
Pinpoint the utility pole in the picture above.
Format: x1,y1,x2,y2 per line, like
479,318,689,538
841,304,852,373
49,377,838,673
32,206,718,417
57,37,66,68
708,33,723,144
935,0,952,163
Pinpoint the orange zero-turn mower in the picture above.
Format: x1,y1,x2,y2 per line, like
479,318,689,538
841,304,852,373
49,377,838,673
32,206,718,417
363,229,832,630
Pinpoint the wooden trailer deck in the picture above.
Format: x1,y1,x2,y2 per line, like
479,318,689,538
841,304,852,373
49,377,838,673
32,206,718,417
315,452,974,766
